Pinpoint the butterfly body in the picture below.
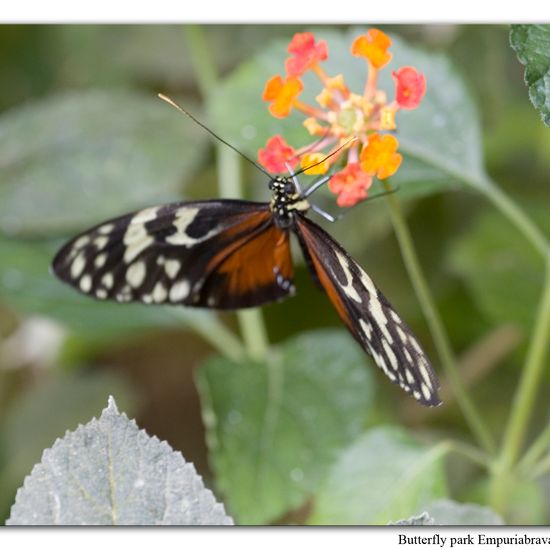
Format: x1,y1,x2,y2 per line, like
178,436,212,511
52,173,441,407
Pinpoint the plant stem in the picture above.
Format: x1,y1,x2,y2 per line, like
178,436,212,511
447,440,491,469
518,421,550,477
530,453,550,480
169,309,245,362
402,147,548,258
184,24,270,362
382,181,495,453
184,25,217,93
490,255,550,509
480,177,548,258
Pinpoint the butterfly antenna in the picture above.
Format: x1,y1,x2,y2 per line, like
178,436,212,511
292,136,358,178
158,93,272,178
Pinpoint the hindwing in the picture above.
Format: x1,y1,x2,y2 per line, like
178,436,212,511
294,214,441,406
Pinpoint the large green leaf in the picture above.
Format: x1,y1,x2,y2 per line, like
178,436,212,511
309,426,448,525
447,206,548,330
196,330,375,524
510,25,550,127
0,372,135,520
0,235,224,339
7,397,233,525
207,28,486,199
0,90,208,236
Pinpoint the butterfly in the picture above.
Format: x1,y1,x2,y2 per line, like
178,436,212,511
51,95,441,407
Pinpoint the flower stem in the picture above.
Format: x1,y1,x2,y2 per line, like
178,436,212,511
518,421,550,477
184,24,270,362
489,255,550,511
447,439,491,469
401,144,548,258
382,181,495,453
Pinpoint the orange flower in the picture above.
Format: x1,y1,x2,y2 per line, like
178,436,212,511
360,133,402,179
285,32,328,77
258,135,298,173
263,75,304,118
328,163,373,207
351,29,392,69
393,67,426,109
300,152,330,175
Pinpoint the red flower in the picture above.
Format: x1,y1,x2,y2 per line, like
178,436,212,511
285,32,328,77
328,163,373,207
258,135,298,173
393,67,426,110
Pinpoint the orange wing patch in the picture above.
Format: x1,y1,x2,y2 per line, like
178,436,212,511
197,212,294,309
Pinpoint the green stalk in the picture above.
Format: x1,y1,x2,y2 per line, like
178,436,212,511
382,181,495,453
530,453,550,480
446,440,491,469
518,421,550,477
184,25,269,362
402,147,548,258
490,255,550,510
167,309,245,362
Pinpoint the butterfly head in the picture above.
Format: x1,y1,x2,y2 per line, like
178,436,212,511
268,176,310,229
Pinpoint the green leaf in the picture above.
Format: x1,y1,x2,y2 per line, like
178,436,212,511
424,499,504,525
0,371,135,519
6,397,233,525
447,206,548,330
309,426,448,525
207,28,487,199
0,90,208,236
0,235,224,339
510,25,550,127
196,329,375,524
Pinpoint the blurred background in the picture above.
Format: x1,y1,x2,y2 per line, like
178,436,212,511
0,24,549,524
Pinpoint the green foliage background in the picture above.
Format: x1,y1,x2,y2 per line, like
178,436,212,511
1,24,549,525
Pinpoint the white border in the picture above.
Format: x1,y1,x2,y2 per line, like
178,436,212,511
1,0,549,23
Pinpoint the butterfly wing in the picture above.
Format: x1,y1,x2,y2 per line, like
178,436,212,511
52,199,294,309
294,214,441,406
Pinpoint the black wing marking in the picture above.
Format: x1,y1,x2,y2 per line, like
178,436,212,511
294,214,441,407
52,200,294,310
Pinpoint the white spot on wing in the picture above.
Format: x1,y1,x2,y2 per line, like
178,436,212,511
123,207,157,263
96,289,107,299
94,236,109,250
169,280,190,302
74,235,91,249
98,223,114,235
333,250,362,303
421,383,432,401
79,274,92,292
165,207,203,246
152,282,168,303
102,272,114,289
382,339,398,370
71,252,86,279
359,318,373,340
164,259,181,279
94,253,107,269
126,261,146,288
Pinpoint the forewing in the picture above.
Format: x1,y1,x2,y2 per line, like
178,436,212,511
294,214,441,407
52,199,294,310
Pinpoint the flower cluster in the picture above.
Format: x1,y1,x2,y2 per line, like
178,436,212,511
258,30,426,207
